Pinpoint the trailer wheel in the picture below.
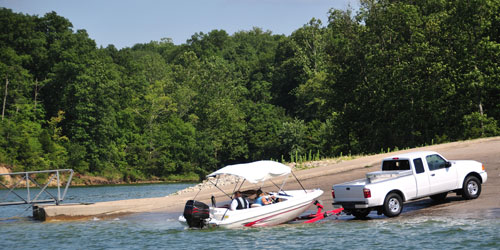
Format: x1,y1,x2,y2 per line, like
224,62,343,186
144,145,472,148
382,193,403,217
462,176,481,200
430,192,447,202
352,209,371,219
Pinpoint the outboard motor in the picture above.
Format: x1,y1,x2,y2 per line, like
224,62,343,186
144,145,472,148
183,200,210,228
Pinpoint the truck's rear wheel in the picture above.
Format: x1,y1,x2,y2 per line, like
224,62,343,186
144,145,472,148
382,193,403,217
430,192,447,202
351,209,371,219
462,176,481,200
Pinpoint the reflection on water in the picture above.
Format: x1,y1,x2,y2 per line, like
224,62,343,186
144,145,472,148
1,183,499,249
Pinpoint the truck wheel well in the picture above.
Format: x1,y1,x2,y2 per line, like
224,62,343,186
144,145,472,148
465,172,483,184
387,190,405,202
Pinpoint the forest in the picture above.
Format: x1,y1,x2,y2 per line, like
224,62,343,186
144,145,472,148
1,0,499,182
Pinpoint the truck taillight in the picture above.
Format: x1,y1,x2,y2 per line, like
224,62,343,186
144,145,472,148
482,164,485,171
331,189,335,199
363,188,371,198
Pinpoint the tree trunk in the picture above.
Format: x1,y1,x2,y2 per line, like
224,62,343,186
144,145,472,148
34,78,38,112
2,77,8,121
479,101,484,137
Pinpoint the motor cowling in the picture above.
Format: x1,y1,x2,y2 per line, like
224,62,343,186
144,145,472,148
183,200,210,228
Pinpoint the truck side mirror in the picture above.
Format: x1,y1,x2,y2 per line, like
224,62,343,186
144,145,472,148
445,161,452,168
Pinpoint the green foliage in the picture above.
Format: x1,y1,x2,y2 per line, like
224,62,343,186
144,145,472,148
65,142,89,173
462,112,500,139
1,2,499,182
280,118,307,161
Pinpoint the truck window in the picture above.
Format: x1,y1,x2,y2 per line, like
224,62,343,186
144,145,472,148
426,154,447,171
413,158,425,174
382,160,410,171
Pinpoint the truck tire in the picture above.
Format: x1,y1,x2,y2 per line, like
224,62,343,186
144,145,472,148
430,192,447,202
382,193,403,217
462,176,481,200
351,209,371,219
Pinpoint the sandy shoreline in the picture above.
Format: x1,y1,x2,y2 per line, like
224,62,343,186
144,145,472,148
36,136,500,221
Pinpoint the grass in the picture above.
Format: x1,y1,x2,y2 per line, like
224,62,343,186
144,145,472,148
289,153,360,171
286,142,424,171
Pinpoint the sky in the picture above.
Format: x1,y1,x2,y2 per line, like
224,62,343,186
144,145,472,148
0,0,359,49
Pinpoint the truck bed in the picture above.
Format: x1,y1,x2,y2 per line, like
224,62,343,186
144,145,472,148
366,170,412,183
333,170,413,203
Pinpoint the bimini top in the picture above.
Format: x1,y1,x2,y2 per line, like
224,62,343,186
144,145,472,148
207,160,291,183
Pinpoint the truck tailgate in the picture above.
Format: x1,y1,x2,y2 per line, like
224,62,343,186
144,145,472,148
333,180,367,201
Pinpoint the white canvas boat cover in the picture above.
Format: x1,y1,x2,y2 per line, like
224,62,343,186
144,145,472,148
207,160,291,183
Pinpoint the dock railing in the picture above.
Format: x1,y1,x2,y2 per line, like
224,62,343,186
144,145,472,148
0,169,74,206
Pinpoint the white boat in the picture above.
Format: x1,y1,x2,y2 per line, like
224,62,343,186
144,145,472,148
179,160,324,229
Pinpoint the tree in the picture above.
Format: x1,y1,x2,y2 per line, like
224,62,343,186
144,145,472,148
279,118,307,161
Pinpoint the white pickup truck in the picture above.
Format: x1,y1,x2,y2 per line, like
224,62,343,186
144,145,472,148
332,151,487,218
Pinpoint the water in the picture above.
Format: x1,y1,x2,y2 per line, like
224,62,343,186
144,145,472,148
1,184,498,250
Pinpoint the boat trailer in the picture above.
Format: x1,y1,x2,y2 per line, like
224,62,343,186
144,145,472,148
295,200,344,223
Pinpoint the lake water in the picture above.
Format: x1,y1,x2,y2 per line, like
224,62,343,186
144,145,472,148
1,184,498,250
